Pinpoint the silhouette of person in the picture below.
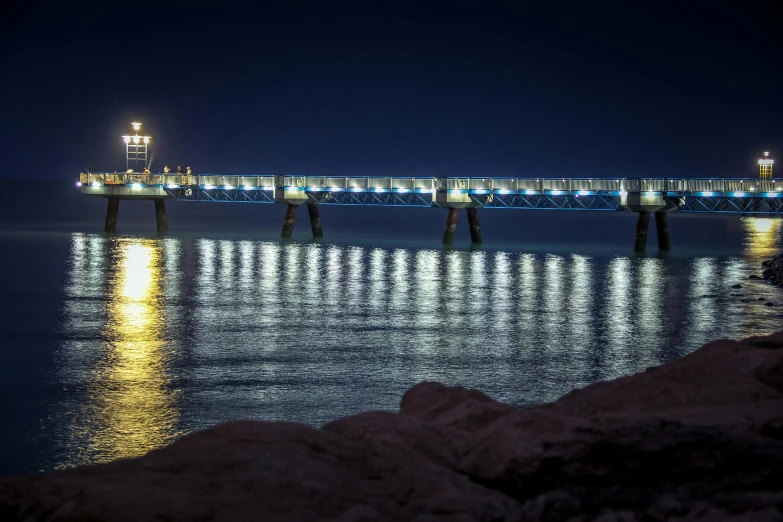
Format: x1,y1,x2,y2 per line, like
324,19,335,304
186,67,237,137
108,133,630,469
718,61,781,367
164,165,170,173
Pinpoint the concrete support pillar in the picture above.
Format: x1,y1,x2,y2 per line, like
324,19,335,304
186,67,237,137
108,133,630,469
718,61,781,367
281,204,298,238
633,211,650,253
466,208,483,243
154,199,168,233
655,211,671,251
442,208,460,244
307,204,323,237
104,198,119,232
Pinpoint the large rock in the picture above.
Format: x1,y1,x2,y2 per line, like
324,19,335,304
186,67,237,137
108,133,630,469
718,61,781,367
2,333,783,521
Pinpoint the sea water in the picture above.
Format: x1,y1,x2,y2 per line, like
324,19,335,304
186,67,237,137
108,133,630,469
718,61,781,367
1,182,781,475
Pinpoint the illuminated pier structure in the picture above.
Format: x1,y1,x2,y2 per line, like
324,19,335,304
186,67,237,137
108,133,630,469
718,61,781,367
80,124,779,251
79,171,783,252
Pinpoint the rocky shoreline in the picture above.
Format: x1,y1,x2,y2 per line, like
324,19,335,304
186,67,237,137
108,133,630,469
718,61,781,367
2,332,783,521
752,252,783,287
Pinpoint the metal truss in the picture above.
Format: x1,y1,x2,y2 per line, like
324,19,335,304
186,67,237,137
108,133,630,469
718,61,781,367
480,194,623,210
159,187,783,214
679,196,783,214
309,191,434,207
164,188,276,203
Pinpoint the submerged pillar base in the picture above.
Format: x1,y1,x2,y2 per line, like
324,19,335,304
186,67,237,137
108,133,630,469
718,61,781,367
104,198,119,232
655,211,671,250
442,208,460,244
155,199,168,232
281,204,298,238
634,211,650,253
307,204,323,237
466,208,483,243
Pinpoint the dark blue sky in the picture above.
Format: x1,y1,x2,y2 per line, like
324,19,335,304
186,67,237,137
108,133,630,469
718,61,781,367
2,1,782,179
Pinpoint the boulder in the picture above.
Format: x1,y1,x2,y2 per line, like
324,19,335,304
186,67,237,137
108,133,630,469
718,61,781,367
2,333,783,521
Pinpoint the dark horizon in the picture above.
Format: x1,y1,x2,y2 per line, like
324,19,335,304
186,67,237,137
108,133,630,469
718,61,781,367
3,1,783,180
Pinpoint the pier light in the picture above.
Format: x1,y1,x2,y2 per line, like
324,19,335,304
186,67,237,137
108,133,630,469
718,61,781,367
122,121,152,172
759,151,774,178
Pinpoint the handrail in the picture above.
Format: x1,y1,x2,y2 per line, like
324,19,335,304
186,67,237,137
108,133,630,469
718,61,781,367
78,173,783,196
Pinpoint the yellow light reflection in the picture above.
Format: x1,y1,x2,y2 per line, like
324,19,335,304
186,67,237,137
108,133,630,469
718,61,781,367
743,217,783,263
86,239,178,464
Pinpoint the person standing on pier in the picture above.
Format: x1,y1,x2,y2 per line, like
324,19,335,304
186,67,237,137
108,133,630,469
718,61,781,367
164,165,170,173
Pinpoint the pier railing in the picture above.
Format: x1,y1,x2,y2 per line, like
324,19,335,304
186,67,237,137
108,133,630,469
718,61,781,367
79,173,783,197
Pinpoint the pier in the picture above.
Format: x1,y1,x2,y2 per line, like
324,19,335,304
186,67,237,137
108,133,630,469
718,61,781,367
78,172,783,252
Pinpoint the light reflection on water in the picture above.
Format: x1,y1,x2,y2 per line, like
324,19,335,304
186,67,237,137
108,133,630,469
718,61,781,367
52,217,783,470
56,237,180,468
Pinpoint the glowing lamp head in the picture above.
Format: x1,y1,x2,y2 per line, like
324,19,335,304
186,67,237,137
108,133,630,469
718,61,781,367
123,136,130,143
143,136,150,144
131,122,142,131
764,151,770,158
133,136,140,144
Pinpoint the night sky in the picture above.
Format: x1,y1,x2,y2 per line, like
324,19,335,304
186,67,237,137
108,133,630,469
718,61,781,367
3,1,782,180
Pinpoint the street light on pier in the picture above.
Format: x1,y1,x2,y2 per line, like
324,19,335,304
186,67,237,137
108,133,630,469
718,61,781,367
122,122,152,172
759,151,774,179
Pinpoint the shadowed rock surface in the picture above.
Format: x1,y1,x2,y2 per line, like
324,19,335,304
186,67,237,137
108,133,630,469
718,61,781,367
2,333,783,521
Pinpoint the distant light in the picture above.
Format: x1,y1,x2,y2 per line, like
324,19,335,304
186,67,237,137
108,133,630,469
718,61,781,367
167,184,180,189
474,189,486,194
702,191,714,197
131,183,141,189
498,189,510,195
733,192,746,197
243,185,254,190
133,136,140,144
397,188,409,193
90,182,101,187
329,187,343,192
450,189,462,195
578,190,589,195
645,191,655,197
525,190,536,195
551,190,561,195
263,185,274,191
310,187,321,192
764,151,770,157
203,184,215,190
224,185,234,190
619,190,628,196
131,122,142,131
352,187,364,192
143,137,150,144
76,181,82,187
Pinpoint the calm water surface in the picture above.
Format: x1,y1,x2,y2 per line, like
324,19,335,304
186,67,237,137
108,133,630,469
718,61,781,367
2,214,783,475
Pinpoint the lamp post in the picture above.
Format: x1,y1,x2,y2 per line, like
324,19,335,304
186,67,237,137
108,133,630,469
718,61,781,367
759,151,774,179
122,122,152,172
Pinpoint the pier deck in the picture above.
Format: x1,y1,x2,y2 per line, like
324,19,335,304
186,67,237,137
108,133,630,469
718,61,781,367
78,172,783,251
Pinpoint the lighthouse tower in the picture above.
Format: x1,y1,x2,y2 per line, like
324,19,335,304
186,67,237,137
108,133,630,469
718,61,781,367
759,151,774,178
